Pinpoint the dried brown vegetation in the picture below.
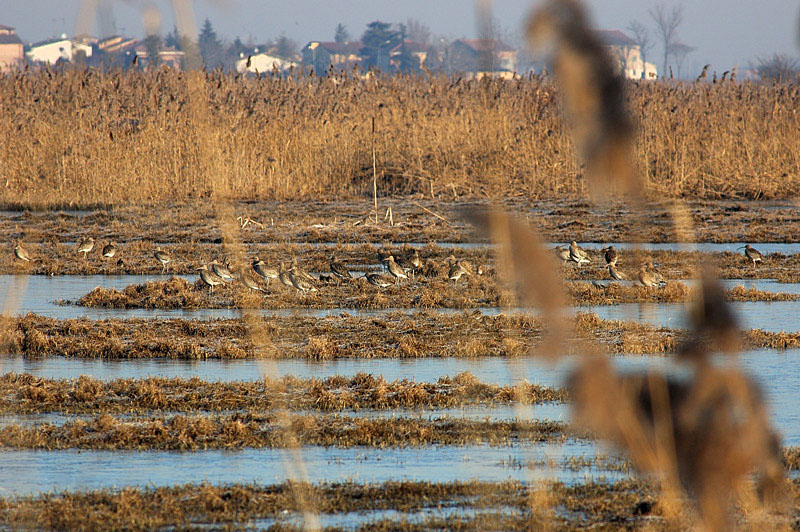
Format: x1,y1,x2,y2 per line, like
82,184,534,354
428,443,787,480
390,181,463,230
0,479,667,532
5,313,799,362
0,413,567,450
1,69,799,209
0,372,567,414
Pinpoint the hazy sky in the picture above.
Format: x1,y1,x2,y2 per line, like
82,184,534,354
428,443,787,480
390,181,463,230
2,1,798,74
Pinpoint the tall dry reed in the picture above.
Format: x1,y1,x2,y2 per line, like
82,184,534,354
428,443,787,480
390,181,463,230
0,66,798,208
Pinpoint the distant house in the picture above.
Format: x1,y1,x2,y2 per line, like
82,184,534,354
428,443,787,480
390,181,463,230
235,52,298,74
133,44,184,70
595,29,657,80
26,34,93,65
97,35,138,54
449,39,518,77
0,24,24,72
302,41,363,72
389,40,432,69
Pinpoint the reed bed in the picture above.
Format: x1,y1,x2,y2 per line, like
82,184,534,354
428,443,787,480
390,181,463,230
0,372,568,414
0,413,568,450
1,69,799,209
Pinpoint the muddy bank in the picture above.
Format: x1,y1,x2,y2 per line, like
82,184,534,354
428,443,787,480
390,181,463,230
5,199,800,248
0,372,567,415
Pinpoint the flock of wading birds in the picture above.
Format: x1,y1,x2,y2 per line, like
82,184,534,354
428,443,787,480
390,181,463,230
11,237,765,293
10,237,476,294
555,241,764,287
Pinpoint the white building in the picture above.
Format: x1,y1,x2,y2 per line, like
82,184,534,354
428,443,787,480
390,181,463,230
235,52,298,74
26,34,92,64
595,30,657,80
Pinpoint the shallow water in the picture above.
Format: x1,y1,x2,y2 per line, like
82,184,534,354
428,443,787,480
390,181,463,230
3,350,799,444
587,300,800,332
0,440,619,497
3,275,800,329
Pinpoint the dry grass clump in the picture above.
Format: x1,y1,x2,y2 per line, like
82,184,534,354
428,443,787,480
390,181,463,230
0,413,568,450
1,68,798,209
0,372,568,415
77,277,206,309
568,280,689,305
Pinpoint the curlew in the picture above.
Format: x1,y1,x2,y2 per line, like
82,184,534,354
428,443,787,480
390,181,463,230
554,245,571,265
278,263,295,289
289,266,318,293
377,249,392,272
602,245,618,266
252,256,278,284
329,255,352,284
239,270,267,293
13,242,31,262
448,256,471,283
645,260,666,284
198,264,223,292
211,260,236,283
77,237,95,259
569,241,591,264
738,244,763,267
154,247,172,273
608,263,628,281
291,257,317,284
386,255,408,284
102,242,117,259
364,272,393,288
637,265,659,288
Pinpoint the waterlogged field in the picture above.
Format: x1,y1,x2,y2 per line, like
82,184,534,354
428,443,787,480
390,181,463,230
1,197,800,531
1,55,799,530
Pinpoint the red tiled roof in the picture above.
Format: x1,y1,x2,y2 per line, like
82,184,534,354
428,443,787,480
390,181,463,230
456,39,515,53
595,30,636,47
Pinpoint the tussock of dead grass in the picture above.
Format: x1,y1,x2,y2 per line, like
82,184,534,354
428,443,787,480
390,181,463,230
568,281,690,305
0,372,568,415
0,413,568,450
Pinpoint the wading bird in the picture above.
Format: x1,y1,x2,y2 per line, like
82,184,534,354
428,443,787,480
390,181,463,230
602,245,618,266
13,242,30,262
77,237,94,259
252,256,278,284
738,244,763,267
608,263,628,281
197,264,223,292
289,266,318,293
569,241,591,264
364,272,393,288
154,247,172,273
211,260,236,282
554,245,571,265
329,255,352,284
102,242,117,259
385,256,408,284
637,265,659,288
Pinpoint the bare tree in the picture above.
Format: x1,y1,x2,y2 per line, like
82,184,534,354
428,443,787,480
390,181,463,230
626,20,652,78
649,3,683,78
670,42,695,78
405,18,431,45
753,53,800,81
